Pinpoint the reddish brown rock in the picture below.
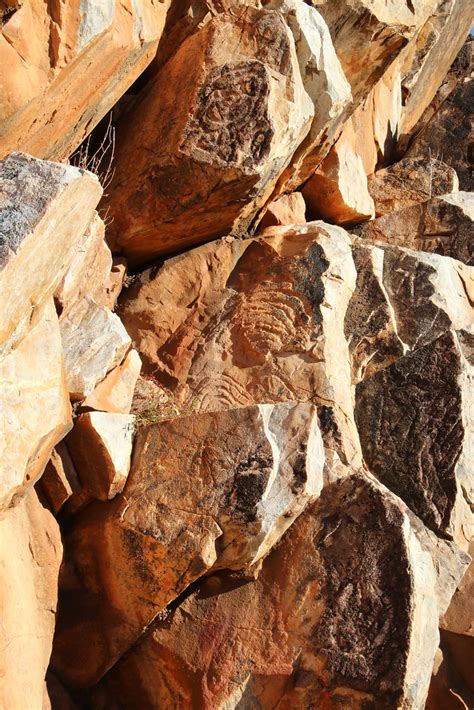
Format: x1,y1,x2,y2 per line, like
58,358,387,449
259,192,306,230
0,0,171,160
355,330,473,544
52,402,324,687
91,474,439,710
118,223,361,473
107,6,314,263
357,192,474,265
0,298,72,512
368,157,459,216
38,443,81,515
0,152,102,353
0,489,62,708
426,646,474,709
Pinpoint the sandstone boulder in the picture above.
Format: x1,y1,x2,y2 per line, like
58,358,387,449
355,330,473,546
54,212,123,317
368,157,459,216
0,489,62,709
83,349,141,415
118,222,361,473
107,5,314,263
52,401,323,687
0,298,71,512
0,152,102,353
259,192,306,230
60,297,131,401
38,443,81,515
0,0,171,160
91,474,439,710
357,192,474,265
66,412,135,502
345,243,474,382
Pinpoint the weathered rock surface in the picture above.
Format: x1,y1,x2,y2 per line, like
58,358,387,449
92,474,439,710
54,212,122,316
426,645,474,709
0,489,62,709
107,5,314,263
0,298,71,512
38,443,81,515
407,77,473,191
357,192,474,265
83,349,141,415
346,243,474,382
368,157,459,216
60,297,131,401
119,223,361,473
355,329,473,545
0,0,171,160
52,401,324,687
0,152,102,352
66,411,134,502
302,134,375,226
259,191,306,230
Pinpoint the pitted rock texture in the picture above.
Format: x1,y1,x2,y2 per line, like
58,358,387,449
357,192,474,266
0,152,102,351
118,222,361,472
52,401,324,687
106,6,313,263
91,475,439,710
355,330,472,539
0,0,171,160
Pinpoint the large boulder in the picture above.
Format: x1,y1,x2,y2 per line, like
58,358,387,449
0,0,171,160
52,401,324,687
106,5,314,264
91,474,440,710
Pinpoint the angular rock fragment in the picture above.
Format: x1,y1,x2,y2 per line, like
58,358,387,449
0,298,71,512
60,297,131,401
83,349,141,415
345,243,474,382
302,136,375,226
92,474,439,710
355,330,473,542
119,222,361,472
66,412,135,501
368,157,459,216
0,489,62,709
54,212,122,316
52,402,324,687
107,6,314,263
357,192,474,265
38,443,81,515
0,0,171,160
0,152,102,352
259,192,306,230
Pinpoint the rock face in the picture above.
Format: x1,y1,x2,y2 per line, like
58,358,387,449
357,192,474,265
92,474,439,710
52,402,324,687
119,223,361,472
107,5,314,263
368,157,459,216
355,330,473,543
0,152,102,352
0,0,171,160
0,298,71,512
0,489,62,709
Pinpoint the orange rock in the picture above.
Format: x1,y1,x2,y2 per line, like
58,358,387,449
259,192,306,230
106,5,314,263
38,443,81,515
0,298,72,512
0,0,171,160
0,489,62,709
83,349,141,414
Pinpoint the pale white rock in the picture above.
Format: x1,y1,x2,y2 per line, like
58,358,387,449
0,298,71,512
60,297,131,400
83,349,142,414
0,152,102,353
78,0,115,50
66,411,134,501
